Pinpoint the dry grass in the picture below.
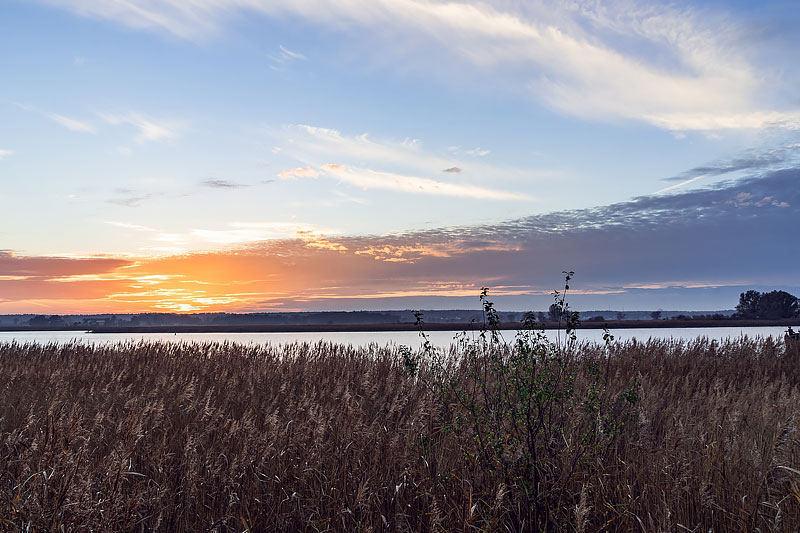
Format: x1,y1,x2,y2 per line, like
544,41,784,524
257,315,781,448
1,336,799,531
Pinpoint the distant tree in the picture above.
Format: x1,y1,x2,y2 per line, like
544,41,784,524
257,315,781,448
735,290,799,319
615,312,627,321
548,303,562,322
536,312,546,323
735,290,762,318
28,315,49,327
28,315,63,327
650,310,662,320
756,290,799,319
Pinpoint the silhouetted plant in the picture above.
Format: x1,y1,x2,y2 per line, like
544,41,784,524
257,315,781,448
409,271,638,530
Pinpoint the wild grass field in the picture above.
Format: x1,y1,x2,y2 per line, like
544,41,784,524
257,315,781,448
1,333,799,531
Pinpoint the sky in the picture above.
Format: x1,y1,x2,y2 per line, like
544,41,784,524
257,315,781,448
1,0,799,313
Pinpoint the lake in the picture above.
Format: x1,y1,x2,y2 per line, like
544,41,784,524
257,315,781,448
0,325,794,348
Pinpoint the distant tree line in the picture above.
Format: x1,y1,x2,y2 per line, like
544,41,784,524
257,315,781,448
669,313,728,321
734,290,799,319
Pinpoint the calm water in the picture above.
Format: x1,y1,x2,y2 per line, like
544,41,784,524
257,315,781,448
0,326,794,348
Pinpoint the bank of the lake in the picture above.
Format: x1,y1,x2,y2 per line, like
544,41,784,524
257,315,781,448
0,317,795,334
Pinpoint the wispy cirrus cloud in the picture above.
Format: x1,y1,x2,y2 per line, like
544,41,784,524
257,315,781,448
105,221,159,232
271,124,538,199
652,174,709,196
448,146,490,157
276,159,527,200
16,102,96,133
273,124,545,189
189,221,339,246
35,0,800,132
47,113,96,133
320,164,529,200
100,111,182,143
267,44,307,69
280,124,458,174
15,103,183,142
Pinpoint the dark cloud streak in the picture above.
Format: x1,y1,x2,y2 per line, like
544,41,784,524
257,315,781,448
663,143,800,182
201,179,247,189
0,251,132,277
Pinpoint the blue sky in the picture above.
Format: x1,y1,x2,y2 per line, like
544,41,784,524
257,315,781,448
1,0,799,313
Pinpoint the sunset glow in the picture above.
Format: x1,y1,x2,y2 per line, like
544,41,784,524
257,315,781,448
2,1,799,313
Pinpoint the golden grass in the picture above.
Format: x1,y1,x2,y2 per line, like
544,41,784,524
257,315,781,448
1,337,799,531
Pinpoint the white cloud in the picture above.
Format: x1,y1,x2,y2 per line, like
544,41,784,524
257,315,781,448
279,45,306,61
0,149,13,160
38,0,221,40
105,221,158,232
640,111,800,132
16,103,96,133
48,113,97,133
275,124,534,199
278,124,543,182
290,124,432,168
321,163,530,200
287,124,444,170
277,166,319,179
449,146,491,157
100,112,182,143
35,0,800,132
190,221,337,245
652,174,708,196
267,44,307,67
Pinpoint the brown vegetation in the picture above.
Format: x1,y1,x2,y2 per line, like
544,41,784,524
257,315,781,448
1,337,799,531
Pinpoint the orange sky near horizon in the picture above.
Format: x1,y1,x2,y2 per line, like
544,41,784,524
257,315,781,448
4,169,799,315
0,236,542,314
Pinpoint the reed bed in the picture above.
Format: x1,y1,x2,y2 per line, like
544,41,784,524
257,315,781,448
1,337,799,531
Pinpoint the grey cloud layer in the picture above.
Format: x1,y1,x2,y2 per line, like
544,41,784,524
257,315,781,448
663,143,800,182
275,168,800,291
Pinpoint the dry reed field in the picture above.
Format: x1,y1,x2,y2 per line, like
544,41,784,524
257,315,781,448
1,336,799,531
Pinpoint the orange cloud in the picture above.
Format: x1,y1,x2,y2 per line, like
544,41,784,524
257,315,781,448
354,244,452,263
0,237,491,313
277,166,320,179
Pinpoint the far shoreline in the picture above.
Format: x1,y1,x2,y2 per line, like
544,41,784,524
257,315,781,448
0,318,796,334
